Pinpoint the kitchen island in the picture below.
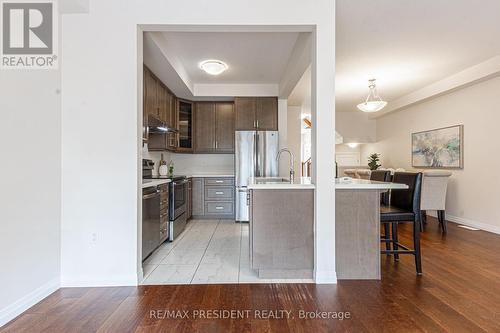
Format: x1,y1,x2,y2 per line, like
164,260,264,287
248,177,408,281
247,177,315,279
335,178,408,280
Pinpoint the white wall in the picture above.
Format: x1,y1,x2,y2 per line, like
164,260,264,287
287,106,302,177
362,75,500,234
60,0,336,286
336,111,376,143
0,69,61,324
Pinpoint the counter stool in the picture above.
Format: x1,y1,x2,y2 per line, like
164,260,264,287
371,170,392,254
380,172,423,275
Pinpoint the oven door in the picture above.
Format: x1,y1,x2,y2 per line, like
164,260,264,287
170,179,187,220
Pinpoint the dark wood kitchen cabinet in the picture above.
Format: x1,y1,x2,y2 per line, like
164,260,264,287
234,97,256,130
255,97,278,130
144,66,159,120
176,99,194,153
159,183,169,243
157,82,168,123
145,66,172,126
194,102,216,153
144,65,178,151
235,97,278,131
194,102,235,153
215,102,235,153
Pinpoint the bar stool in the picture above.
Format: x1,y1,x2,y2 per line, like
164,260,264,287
371,170,392,253
380,172,423,275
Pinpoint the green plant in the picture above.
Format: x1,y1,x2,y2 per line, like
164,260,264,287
368,153,381,170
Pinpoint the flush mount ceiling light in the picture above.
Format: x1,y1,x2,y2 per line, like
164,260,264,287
357,79,387,112
199,60,228,75
347,143,359,148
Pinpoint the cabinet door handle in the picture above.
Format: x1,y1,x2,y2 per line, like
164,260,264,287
215,191,224,195
215,206,224,210
256,120,259,128
215,180,223,183
215,141,218,149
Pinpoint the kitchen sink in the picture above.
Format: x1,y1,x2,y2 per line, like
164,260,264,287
254,177,292,184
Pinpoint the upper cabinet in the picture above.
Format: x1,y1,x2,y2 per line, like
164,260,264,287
144,66,158,120
146,66,279,154
194,102,216,153
177,99,194,153
235,97,256,130
144,66,178,151
255,97,278,131
194,102,235,154
215,102,235,153
235,97,278,131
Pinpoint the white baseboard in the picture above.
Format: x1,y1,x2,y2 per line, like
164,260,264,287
445,214,500,235
314,269,337,284
426,211,500,235
0,277,60,328
60,274,138,287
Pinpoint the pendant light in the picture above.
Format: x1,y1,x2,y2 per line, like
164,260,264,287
357,79,387,112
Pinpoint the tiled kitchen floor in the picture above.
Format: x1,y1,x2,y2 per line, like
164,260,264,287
142,219,314,284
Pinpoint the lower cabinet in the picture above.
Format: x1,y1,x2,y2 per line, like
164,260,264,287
191,177,235,219
159,183,169,243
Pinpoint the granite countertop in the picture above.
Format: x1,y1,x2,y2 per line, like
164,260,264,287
335,178,408,190
247,177,315,190
141,179,171,188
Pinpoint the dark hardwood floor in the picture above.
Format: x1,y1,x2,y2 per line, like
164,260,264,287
2,217,500,333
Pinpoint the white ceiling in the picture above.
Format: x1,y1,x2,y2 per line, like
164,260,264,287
156,32,299,84
336,0,500,112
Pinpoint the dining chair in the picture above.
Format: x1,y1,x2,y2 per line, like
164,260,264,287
380,172,423,275
420,170,452,233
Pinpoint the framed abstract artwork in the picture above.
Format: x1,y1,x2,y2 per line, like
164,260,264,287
412,125,463,168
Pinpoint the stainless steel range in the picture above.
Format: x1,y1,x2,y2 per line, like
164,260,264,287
165,175,188,241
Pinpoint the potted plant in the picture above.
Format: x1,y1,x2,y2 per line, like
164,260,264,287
368,153,381,170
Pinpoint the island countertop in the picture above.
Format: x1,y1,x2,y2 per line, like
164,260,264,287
335,178,409,190
247,177,315,190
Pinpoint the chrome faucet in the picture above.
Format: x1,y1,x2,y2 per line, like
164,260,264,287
277,148,295,183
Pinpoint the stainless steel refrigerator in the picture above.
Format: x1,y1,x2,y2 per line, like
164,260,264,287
235,131,279,221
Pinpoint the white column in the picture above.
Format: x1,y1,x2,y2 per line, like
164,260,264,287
312,20,336,283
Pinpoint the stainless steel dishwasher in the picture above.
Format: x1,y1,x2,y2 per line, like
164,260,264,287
142,186,160,261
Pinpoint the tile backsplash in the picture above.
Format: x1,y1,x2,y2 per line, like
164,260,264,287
142,145,234,175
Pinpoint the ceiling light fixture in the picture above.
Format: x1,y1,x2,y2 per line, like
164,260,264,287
200,60,228,75
347,143,359,148
357,79,387,112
